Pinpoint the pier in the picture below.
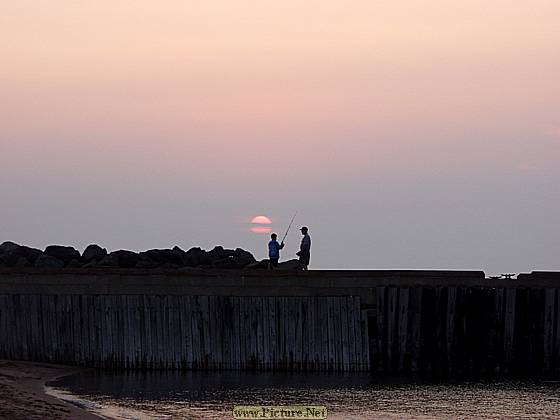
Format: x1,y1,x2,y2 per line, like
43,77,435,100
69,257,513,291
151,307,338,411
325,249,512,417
1,269,559,375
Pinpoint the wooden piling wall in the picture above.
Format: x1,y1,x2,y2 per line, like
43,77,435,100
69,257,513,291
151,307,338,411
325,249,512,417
1,269,559,374
0,294,369,371
368,273,560,376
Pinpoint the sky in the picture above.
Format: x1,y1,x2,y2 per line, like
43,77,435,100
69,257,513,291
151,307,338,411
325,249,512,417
1,1,559,275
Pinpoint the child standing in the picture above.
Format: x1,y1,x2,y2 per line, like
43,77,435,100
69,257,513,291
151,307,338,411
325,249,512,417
268,233,285,268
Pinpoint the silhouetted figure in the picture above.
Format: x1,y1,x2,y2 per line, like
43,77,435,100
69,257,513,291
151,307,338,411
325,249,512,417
268,233,284,269
296,226,311,270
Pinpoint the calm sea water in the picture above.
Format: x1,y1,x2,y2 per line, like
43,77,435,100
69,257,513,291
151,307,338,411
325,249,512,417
47,371,560,419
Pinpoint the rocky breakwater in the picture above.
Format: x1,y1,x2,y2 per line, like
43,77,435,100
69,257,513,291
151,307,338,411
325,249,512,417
0,241,260,270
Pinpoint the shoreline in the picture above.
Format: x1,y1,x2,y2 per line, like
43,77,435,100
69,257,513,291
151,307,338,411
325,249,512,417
0,360,102,419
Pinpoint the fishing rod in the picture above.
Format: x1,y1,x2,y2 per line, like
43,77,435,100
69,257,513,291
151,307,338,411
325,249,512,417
281,212,297,244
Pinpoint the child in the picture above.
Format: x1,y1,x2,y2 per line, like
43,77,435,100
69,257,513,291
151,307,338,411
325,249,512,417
268,233,285,268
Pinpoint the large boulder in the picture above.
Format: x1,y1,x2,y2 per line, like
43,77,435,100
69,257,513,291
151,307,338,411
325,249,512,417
67,259,83,268
15,257,32,267
0,245,42,266
138,248,184,267
115,250,139,268
0,254,10,267
44,245,81,266
181,246,256,269
234,248,256,266
172,246,187,264
0,241,20,266
97,253,119,267
0,241,20,254
184,247,206,267
82,244,107,263
211,248,257,269
207,246,236,262
35,254,65,268
82,260,99,268
17,246,43,265
99,250,139,268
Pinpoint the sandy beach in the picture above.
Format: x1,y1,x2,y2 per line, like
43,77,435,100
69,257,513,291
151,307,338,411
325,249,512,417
0,360,102,420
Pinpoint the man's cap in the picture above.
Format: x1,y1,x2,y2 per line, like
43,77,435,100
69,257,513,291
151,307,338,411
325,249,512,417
300,226,308,231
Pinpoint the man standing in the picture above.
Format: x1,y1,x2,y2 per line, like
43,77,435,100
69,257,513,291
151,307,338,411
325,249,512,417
296,226,311,270
268,233,284,269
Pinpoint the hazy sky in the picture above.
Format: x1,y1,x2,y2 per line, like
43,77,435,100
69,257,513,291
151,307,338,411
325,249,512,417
1,1,559,274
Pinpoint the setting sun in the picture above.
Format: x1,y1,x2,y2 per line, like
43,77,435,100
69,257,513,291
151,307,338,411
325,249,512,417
251,216,272,225
250,215,272,234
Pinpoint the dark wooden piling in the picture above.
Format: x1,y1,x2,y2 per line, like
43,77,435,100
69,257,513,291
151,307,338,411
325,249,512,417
0,292,368,371
365,272,560,376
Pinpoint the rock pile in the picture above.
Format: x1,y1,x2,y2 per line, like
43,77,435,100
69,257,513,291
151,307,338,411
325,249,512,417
0,241,259,270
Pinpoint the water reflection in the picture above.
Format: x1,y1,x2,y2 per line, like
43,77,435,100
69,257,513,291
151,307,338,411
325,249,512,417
49,371,560,419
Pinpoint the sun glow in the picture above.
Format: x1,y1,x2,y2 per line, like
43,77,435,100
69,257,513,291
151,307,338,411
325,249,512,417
250,226,272,234
250,215,272,234
251,216,272,224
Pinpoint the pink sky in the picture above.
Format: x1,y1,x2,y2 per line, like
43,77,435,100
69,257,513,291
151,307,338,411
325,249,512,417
1,1,559,273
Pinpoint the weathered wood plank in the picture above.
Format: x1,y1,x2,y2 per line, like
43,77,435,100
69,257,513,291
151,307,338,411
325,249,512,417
353,297,364,371
255,297,264,370
180,295,191,369
336,298,346,371
26,296,37,361
408,287,422,372
171,295,180,369
312,296,321,370
289,296,296,370
0,296,7,358
555,290,560,374
300,297,309,370
247,297,257,369
434,287,445,374
267,297,277,370
504,288,516,370
398,287,409,371
375,286,386,371
326,297,335,370
319,297,329,370
222,296,233,370
446,286,457,372
345,296,355,371
191,296,202,369
387,287,398,371
261,297,274,370
361,307,370,371
138,295,146,367
544,288,556,372
491,288,505,373
123,295,131,367
208,296,218,369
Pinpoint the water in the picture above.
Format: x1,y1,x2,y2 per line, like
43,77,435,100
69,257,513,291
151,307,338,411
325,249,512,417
47,371,560,419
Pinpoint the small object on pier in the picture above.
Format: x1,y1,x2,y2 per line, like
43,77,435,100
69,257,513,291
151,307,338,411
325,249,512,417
501,273,516,279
